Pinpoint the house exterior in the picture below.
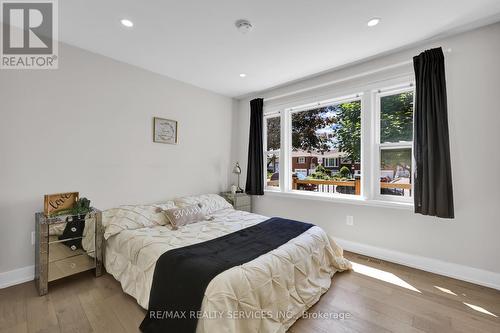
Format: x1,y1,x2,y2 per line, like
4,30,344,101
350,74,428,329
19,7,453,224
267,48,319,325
291,151,318,176
291,150,360,176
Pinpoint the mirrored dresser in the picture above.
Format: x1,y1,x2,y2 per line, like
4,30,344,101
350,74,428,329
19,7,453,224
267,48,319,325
35,208,103,296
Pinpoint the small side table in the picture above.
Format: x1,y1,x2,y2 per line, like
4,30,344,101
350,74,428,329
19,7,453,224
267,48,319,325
35,208,103,296
220,192,252,212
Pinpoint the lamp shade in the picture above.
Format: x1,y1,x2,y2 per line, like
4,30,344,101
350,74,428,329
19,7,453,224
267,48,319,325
233,162,242,174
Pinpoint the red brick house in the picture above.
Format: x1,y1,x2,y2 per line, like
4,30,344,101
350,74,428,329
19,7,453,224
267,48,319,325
291,150,360,176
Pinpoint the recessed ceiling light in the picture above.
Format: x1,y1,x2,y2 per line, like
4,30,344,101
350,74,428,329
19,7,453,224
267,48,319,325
367,17,381,27
120,19,134,28
239,73,247,78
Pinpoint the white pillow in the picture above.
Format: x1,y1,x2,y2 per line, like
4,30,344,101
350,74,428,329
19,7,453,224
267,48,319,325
102,201,176,239
174,194,232,215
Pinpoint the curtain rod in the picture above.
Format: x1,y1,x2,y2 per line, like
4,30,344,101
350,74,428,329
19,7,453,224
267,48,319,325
263,48,452,103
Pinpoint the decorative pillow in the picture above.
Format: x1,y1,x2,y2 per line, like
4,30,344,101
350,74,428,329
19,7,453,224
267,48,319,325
152,201,177,223
164,204,207,230
174,194,232,215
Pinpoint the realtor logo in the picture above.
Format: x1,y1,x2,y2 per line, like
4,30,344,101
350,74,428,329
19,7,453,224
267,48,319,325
1,0,58,69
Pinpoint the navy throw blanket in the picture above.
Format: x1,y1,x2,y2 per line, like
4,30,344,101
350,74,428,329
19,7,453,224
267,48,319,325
140,217,313,333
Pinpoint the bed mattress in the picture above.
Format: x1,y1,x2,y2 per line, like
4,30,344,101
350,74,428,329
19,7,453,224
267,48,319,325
104,206,351,333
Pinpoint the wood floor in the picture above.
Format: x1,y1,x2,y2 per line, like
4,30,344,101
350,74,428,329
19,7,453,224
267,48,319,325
1,251,499,333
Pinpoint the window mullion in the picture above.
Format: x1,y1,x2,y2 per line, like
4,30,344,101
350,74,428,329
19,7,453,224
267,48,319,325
281,110,289,192
361,91,373,200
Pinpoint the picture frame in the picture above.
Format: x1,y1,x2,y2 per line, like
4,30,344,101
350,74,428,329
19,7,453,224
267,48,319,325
153,117,178,144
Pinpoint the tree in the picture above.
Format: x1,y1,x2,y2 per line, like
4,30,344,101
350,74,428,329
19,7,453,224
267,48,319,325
332,101,361,164
380,92,414,143
291,107,335,153
266,117,281,151
272,92,412,175
339,166,351,178
332,93,413,165
266,117,280,173
310,164,331,179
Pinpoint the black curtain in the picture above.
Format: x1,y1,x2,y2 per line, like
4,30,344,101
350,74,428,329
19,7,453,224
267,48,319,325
245,98,264,195
413,47,454,218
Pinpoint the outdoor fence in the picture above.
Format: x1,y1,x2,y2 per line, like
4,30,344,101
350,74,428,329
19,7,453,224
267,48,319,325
289,178,412,196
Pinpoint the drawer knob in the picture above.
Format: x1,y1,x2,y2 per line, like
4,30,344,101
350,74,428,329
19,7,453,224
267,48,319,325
70,263,76,269
71,227,77,232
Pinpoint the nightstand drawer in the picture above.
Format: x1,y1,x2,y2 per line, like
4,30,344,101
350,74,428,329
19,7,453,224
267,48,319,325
48,219,91,243
237,205,252,212
48,253,95,282
234,195,251,207
220,192,252,212
49,241,87,262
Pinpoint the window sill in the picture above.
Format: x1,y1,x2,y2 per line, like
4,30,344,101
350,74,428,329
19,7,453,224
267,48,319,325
262,190,413,210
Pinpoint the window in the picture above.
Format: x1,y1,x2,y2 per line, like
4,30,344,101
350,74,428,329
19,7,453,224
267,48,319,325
264,115,280,189
262,79,415,208
290,98,361,196
324,158,339,168
376,88,414,200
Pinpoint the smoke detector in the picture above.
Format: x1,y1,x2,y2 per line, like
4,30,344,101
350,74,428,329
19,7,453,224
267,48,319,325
235,19,253,34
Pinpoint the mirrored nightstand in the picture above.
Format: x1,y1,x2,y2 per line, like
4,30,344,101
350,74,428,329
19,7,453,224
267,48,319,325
35,208,103,296
220,192,252,212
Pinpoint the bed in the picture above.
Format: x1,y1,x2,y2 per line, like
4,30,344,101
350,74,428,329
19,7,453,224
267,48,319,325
103,194,351,333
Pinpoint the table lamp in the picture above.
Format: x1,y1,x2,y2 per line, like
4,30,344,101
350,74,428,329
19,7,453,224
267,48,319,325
233,162,243,193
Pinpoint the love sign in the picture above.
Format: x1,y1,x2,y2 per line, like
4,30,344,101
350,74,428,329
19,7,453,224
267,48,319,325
44,192,79,217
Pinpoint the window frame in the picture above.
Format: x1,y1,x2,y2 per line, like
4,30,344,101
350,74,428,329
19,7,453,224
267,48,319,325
287,94,363,197
263,112,281,191
324,158,339,168
261,75,415,209
373,85,415,203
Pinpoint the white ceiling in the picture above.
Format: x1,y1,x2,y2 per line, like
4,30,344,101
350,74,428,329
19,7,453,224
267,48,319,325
57,0,500,97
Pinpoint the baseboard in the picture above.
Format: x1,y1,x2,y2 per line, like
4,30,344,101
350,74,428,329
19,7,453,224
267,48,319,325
2,241,500,291
335,238,500,291
0,265,34,289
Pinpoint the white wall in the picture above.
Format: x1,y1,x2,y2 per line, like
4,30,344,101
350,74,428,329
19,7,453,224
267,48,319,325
0,43,235,276
234,23,500,285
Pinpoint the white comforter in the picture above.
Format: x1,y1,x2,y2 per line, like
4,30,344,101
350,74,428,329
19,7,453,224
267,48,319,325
104,204,350,333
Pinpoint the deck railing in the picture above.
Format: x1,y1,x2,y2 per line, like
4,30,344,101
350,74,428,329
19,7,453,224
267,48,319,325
289,177,412,196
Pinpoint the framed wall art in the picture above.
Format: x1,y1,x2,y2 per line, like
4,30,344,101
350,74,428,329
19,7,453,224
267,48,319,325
153,117,178,144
